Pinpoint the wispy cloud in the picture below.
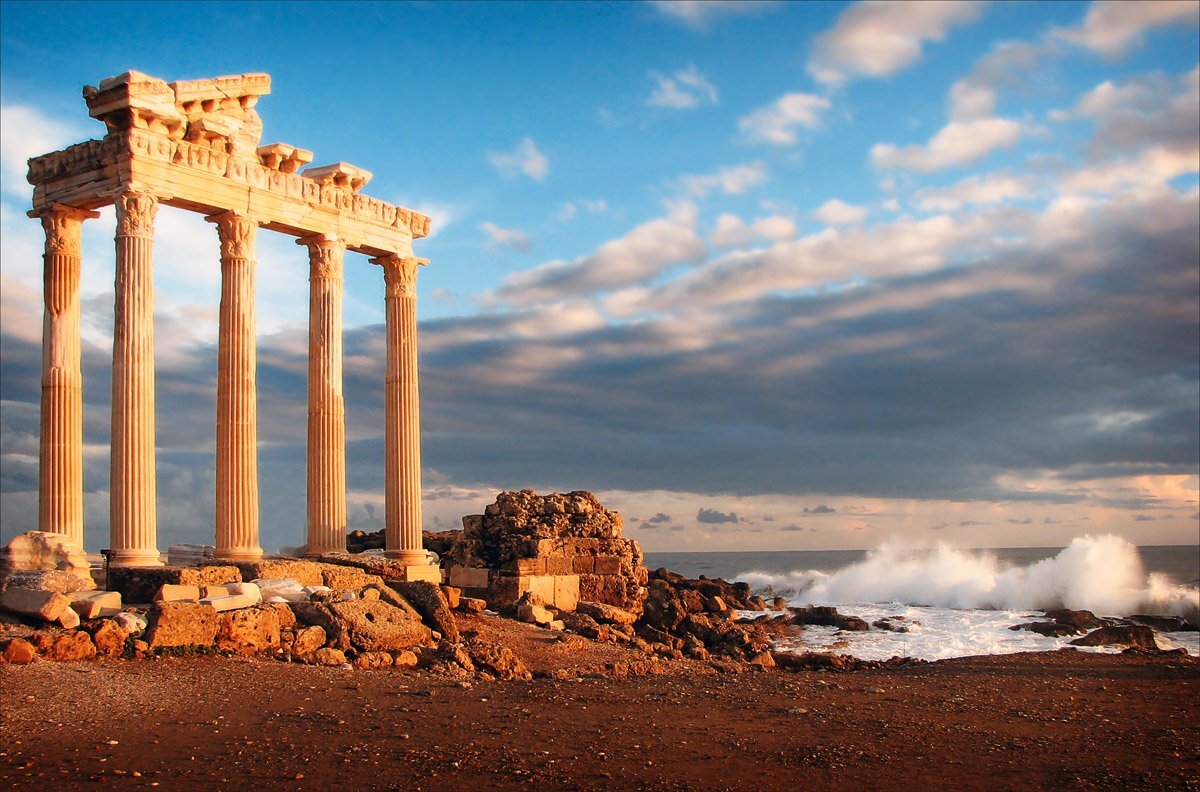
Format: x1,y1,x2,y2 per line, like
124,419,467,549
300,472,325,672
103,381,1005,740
646,64,718,109
650,0,777,30
1056,0,1199,56
813,199,868,226
679,161,769,198
487,137,549,182
738,92,830,146
480,221,532,253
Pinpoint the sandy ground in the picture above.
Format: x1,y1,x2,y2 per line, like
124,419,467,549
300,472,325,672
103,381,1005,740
2,616,1197,792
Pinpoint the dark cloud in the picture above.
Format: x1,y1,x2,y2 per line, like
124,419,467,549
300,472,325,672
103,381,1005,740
1007,518,1034,525
1133,514,1157,522
697,508,738,524
959,520,988,526
803,505,836,514
780,524,811,532
647,512,671,524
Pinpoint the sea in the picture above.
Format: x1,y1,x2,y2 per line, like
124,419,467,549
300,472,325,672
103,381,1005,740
645,535,1200,660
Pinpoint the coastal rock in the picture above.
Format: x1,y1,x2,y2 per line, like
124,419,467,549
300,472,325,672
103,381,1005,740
791,605,870,632
144,601,220,650
1011,621,1082,637
1127,614,1198,632
872,618,909,633
1070,625,1158,650
1042,609,1103,631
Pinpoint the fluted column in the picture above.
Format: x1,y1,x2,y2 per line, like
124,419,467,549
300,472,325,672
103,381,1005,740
299,234,347,557
210,211,263,561
370,255,427,563
36,205,99,549
109,189,162,567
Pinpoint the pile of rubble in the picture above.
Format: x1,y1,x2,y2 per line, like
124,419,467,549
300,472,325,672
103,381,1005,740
444,490,647,612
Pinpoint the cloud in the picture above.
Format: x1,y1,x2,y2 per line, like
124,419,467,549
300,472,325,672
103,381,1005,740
808,1,984,86
487,137,549,182
813,199,868,226
1133,514,1157,521
650,0,777,29
916,173,1031,212
697,507,739,524
680,162,769,198
1007,517,1034,525
1061,66,1199,159
711,213,796,247
948,40,1047,122
804,505,837,514
737,92,830,145
488,203,705,306
480,221,533,253
648,512,671,523
1056,0,1199,56
0,104,88,198
646,65,718,109
871,117,1023,172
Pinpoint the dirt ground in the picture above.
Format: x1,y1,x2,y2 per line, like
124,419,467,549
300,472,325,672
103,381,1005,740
2,617,1197,792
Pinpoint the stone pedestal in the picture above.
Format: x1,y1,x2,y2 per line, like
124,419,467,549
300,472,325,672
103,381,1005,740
109,190,162,568
35,205,99,549
300,234,348,557
210,211,263,561
371,255,426,564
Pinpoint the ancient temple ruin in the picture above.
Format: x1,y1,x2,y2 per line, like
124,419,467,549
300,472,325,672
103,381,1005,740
27,70,436,579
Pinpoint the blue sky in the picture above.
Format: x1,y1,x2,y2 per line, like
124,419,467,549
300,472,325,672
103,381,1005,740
1,0,1197,553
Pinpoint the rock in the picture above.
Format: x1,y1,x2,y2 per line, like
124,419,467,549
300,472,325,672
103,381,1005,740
392,649,418,667
57,606,81,629
292,625,326,656
108,566,240,604
88,620,129,658
390,581,459,643
259,602,297,630
251,578,309,603
210,559,323,587
354,651,394,669
361,584,423,620
1,588,71,622
144,602,220,650
1070,625,1158,650
154,584,201,602
1127,614,1197,632
872,619,909,633
166,544,214,566
317,564,384,590
1011,621,1080,637
790,605,869,631
49,630,96,662
463,637,532,681
771,597,788,610
216,606,281,655
225,582,262,600
561,611,608,640
457,597,487,613
547,620,565,631
517,602,555,626
68,591,122,619
113,612,148,636
1042,608,1102,631
3,638,37,664
299,599,432,652
576,600,637,625
0,531,92,582
440,585,461,609
200,593,259,612
1,569,94,594
313,647,346,666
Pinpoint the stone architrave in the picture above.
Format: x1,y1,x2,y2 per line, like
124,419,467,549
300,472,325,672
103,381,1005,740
34,205,99,548
210,211,263,561
109,189,162,568
299,234,348,558
370,255,427,564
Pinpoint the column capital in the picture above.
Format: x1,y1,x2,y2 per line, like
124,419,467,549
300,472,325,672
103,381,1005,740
114,189,159,237
30,206,101,257
297,233,346,279
207,211,259,260
370,255,427,298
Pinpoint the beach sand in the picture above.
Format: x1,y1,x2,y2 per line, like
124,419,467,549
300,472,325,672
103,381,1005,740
2,614,1197,791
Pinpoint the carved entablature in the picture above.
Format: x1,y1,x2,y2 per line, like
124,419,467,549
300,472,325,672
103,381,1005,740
30,70,432,252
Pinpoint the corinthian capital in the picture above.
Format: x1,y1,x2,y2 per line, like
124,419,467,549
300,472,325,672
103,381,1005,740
297,233,346,280
370,254,427,298
114,189,159,237
208,211,258,260
35,205,100,257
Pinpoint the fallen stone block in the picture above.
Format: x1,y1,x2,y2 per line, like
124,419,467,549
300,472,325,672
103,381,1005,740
292,625,326,656
144,601,219,650
553,575,580,612
0,569,95,594
577,601,637,625
0,531,92,581
113,611,148,636
313,647,346,666
154,584,202,603
517,602,555,626
317,564,384,590
217,605,281,655
440,586,461,609
391,581,459,643
48,630,96,662
2,637,36,664
225,582,262,602
57,606,81,629
108,566,240,604
457,597,487,613
88,619,129,657
1,588,70,622
201,593,259,612
200,584,229,598
446,566,490,589
68,590,123,619
203,558,322,587
392,649,418,667
166,544,214,566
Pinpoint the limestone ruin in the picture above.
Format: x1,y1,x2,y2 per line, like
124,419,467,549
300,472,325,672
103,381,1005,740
27,70,434,578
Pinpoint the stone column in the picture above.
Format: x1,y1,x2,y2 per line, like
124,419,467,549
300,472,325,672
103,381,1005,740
299,234,347,557
210,211,263,561
35,205,99,549
370,255,427,564
109,189,162,567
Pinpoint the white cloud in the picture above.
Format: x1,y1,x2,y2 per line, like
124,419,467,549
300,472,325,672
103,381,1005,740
646,64,718,109
916,173,1031,212
871,117,1023,172
711,213,796,247
489,203,705,306
1060,146,1200,195
948,40,1045,121
584,199,609,213
813,199,869,226
650,0,777,29
808,0,984,86
1057,0,1199,55
556,202,578,222
680,161,769,198
737,92,831,146
487,137,549,182
1062,66,1200,157
480,221,533,253
0,104,89,198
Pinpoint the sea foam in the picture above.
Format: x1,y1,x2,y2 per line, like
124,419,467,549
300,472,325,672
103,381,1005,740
737,534,1200,620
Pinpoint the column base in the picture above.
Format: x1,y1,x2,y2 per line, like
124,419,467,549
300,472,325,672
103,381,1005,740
385,562,443,584
214,546,264,562
303,545,344,560
107,549,164,568
385,548,432,565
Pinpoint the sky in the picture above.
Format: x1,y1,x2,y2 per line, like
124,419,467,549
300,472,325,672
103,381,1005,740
0,0,1197,554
